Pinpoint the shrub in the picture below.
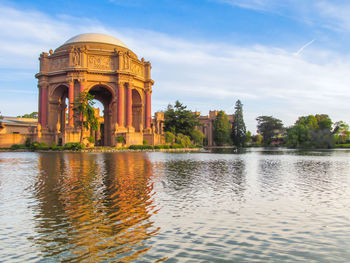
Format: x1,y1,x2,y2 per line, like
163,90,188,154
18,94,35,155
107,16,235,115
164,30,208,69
25,138,31,148
164,131,175,144
143,140,148,145
116,135,125,144
50,142,58,150
154,144,170,149
87,136,95,143
29,142,49,151
63,142,85,151
170,143,183,149
10,144,25,150
175,133,191,148
129,145,154,150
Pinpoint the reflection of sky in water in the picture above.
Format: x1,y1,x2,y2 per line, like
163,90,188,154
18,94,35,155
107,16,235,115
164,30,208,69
0,149,350,262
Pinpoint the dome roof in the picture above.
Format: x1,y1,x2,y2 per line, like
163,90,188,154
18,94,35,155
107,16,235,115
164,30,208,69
63,33,128,48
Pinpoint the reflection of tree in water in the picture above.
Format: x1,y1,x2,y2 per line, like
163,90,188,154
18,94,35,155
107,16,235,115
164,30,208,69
207,158,246,201
163,158,246,202
164,160,201,190
32,152,159,262
258,158,283,196
294,160,342,199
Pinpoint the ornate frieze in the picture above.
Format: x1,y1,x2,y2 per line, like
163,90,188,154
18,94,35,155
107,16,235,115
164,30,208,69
88,55,114,70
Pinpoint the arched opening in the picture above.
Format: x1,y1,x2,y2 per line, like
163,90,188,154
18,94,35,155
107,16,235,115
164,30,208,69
88,85,115,146
132,89,143,132
50,85,69,145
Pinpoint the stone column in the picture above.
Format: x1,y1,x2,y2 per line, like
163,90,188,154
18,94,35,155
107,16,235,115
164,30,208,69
126,85,132,128
145,91,152,129
41,85,48,127
117,84,124,127
68,82,74,127
38,86,42,125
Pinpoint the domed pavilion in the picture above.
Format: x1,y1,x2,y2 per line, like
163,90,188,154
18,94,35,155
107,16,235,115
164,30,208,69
35,33,163,146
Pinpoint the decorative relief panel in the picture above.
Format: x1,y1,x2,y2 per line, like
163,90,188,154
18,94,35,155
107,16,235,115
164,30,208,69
88,55,114,70
131,62,144,77
50,57,68,71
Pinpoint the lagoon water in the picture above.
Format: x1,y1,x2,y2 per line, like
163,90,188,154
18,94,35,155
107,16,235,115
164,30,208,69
0,148,350,262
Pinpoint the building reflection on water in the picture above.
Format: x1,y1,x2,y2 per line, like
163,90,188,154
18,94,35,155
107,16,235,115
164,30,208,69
32,152,159,262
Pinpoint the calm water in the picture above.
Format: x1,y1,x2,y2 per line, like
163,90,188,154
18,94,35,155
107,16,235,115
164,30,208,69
0,148,350,262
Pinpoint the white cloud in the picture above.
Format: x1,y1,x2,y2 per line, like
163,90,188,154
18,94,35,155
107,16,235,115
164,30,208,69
0,3,350,131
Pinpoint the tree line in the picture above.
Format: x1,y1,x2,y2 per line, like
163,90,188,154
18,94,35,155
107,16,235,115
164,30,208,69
17,94,350,149
163,99,350,149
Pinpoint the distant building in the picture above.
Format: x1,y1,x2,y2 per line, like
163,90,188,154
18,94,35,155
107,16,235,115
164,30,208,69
0,117,37,147
197,111,234,146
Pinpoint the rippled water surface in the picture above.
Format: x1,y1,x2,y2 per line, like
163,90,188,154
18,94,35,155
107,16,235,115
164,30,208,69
1,148,350,262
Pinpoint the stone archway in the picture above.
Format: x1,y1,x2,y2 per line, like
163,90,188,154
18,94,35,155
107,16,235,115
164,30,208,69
132,89,143,132
88,85,115,146
50,85,69,145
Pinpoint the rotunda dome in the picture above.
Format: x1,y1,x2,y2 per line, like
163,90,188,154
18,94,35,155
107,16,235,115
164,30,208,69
63,33,128,49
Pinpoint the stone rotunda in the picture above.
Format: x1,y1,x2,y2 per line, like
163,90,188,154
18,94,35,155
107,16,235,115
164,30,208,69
35,33,164,146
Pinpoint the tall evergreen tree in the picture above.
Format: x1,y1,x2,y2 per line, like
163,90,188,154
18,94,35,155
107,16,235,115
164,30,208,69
231,100,246,147
213,111,230,146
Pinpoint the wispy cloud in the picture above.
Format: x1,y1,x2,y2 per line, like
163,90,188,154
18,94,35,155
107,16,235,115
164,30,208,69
213,0,350,32
0,3,350,131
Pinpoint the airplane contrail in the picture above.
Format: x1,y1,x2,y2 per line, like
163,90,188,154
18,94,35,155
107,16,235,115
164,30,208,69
294,39,315,56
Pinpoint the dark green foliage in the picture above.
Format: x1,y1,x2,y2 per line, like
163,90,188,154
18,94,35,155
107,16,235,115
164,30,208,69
50,142,58,150
73,91,99,144
231,100,246,147
163,100,200,140
25,138,31,148
63,142,85,151
116,136,125,144
256,116,284,146
213,111,230,146
143,140,148,145
154,144,171,149
129,145,154,150
170,143,183,149
29,142,49,151
286,114,335,148
10,144,26,150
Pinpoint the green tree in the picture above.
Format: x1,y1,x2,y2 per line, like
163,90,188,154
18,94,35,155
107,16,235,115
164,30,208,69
286,114,335,148
190,129,205,145
164,100,200,139
256,116,284,146
18,112,38,119
73,91,99,144
333,121,350,144
231,100,246,147
164,131,176,144
245,130,252,145
213,111,230,146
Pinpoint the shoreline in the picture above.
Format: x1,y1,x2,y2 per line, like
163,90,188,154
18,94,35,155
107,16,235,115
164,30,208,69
0,147,207,153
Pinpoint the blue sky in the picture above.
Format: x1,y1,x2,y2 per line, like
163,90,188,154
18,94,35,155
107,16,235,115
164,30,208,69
1,0,350,132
